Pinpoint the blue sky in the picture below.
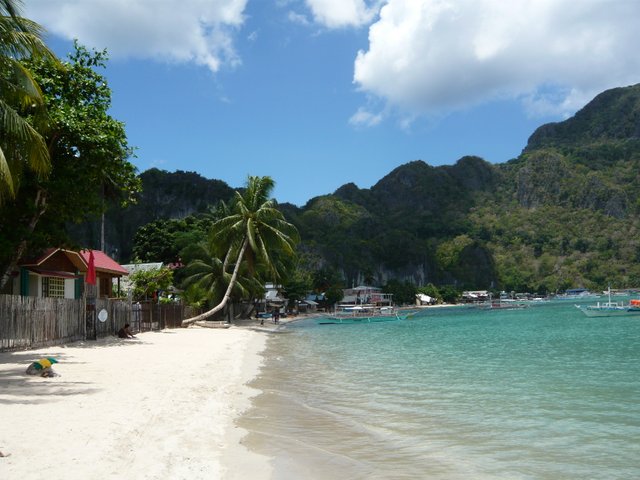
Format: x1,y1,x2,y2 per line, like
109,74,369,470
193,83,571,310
26,0,640,206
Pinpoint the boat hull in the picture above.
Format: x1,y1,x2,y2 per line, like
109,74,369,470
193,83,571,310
317,314,401,325
576,305,640,317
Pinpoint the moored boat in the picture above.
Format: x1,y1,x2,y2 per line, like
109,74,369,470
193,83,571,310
476,300,529,310
317,305,407,325
575,288,640,317
557,288,601,301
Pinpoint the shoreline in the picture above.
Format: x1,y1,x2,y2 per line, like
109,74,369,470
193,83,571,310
0,327,272,480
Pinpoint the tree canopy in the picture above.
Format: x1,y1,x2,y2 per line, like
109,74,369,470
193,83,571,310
0,42,140,289
182,175,299,324
0,0,56,201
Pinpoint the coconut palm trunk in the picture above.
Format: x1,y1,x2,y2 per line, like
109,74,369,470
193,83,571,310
182,238,248,325
180,175,299,327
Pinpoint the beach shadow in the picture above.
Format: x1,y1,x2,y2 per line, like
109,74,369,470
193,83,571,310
0,340,147,405
0,367,101,405
56,336,147,349
0,351,76,365
0,335,152,357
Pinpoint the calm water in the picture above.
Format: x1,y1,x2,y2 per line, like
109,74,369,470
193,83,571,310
239,302,640,479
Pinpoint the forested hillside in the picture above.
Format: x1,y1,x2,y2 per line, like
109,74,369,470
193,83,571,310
90,83,640,293
70,169,234,261
289,83,640,292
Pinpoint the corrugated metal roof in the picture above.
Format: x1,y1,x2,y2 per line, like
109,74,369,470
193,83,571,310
120,263,164,274
80,250,128,275
25,267,79,279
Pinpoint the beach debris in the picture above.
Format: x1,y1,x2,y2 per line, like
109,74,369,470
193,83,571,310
26,357,59,377
0,450,10,457
194,321,230,329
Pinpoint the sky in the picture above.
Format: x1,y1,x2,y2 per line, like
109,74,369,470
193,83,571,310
25,0,640,206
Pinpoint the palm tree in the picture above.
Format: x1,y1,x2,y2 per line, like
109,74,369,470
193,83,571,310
0,0,55,202
181,239,263,315
182,175,299,325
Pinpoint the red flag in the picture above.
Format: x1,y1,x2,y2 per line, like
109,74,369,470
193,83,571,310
86,250,96,285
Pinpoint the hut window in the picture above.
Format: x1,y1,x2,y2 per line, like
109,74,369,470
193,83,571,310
99,277,111,297
43,277,65,298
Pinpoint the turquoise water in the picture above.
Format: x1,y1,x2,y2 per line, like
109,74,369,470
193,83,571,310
239,302,640,479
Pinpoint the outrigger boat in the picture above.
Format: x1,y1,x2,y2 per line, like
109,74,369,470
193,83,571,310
317,305,415,325
575,288,640,317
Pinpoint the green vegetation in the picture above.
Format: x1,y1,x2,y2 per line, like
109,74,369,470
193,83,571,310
281,267,312,312
293,85,640,293
128,265,174,301
131,215,214,264
383,279,417,306
182,176,299,323
0,0,55,202
0,41,139,290
311,267,345,308
123,84,640,298
4,6,639,302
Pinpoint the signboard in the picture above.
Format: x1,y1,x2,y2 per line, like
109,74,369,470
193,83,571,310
98,308,108,323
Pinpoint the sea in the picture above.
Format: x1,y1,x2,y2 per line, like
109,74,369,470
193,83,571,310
238,301,640,479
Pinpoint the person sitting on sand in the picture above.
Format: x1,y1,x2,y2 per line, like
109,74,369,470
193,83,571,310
117,323,135,338
26,357,59,377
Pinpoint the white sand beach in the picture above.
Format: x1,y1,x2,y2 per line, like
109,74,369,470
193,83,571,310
0,327,271,480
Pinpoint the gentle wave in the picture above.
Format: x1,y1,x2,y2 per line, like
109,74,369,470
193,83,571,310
239,303,640,479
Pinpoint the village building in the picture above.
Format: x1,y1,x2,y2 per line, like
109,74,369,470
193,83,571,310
297,297,318,313
3,248,128,299
262,282,286,313
461,290,490,302
341,285,393,307
416,293,436,305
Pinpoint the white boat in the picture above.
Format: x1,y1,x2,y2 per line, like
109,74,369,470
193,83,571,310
557,288,601,300
575,288,640,317
478,300,529,310
318,305,411,325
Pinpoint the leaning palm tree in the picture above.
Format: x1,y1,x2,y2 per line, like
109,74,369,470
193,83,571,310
181,239,264,315
0,0,55,202
182,175,299,325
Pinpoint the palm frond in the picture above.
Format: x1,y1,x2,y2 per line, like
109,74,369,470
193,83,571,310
183,176,298,323
0,96,49,170
0,4,56,202
0,57,46,108
0,145,14,200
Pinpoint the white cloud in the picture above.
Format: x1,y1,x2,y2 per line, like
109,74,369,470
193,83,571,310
304,0,381,28
353,0,640,118
288,11,311,26
349,107,383,127
26,0,249,73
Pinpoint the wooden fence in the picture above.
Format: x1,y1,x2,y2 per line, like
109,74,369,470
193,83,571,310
0,295,192,352
0,295,85,351
88,297,134,339
129,301,190,333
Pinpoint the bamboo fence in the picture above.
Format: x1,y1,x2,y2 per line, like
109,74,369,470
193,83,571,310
1,294,196,352
0,295,85,351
